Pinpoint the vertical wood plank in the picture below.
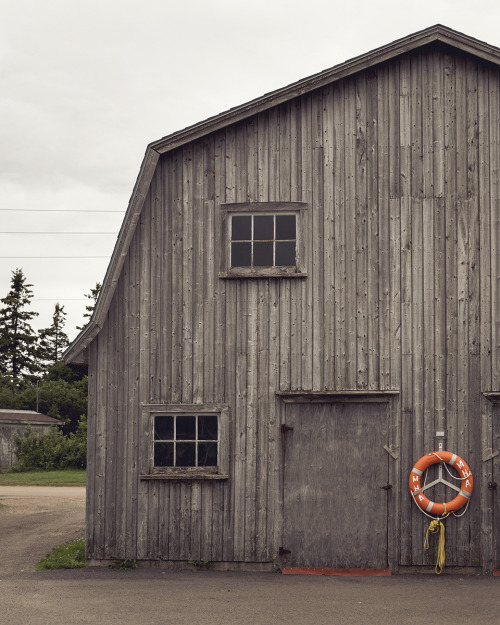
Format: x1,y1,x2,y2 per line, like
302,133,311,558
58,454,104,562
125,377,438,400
104,274,118,557
443,51,460,564
126,228,140,559
377,64,391,390
137,192,152,560
171,152,183,403
192,140,205,404
478,64,493,573
203,136,216,404
300,95,313,390
344,77,357,389
399,53,417,564
148,173,161,557
490,69,500,390
182,144,194,404
334,80,346,390
322,84,335,389
366,68,380,389
86,340,98,558
355,72,368,389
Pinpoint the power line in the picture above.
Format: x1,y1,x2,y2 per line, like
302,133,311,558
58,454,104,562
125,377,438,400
0,256,109,259
0,232,117,235
0,208,125,213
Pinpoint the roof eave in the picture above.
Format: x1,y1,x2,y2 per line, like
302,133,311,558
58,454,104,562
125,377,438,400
63,146,160,365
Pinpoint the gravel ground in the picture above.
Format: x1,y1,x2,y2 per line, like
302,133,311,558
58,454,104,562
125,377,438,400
0,486,85,575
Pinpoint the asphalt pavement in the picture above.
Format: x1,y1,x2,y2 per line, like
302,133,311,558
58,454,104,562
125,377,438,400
2,567,500,625
1,486,499,625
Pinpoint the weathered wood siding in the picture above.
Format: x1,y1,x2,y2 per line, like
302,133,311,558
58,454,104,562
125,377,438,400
86,44,500,571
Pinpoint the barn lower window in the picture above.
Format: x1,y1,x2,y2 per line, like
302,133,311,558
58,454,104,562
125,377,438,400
154,413,218,468
141,404,229,480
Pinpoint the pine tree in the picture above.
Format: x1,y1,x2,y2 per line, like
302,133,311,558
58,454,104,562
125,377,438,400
0,268,39,380
37,303,69,367
76,282,101,330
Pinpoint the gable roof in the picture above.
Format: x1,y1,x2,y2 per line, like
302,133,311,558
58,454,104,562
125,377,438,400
64,24,500,365
0,409,63,425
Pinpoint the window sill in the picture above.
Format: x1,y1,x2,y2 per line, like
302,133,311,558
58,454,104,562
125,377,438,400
140,473,229,481
219,271,307,279
483,392,500,403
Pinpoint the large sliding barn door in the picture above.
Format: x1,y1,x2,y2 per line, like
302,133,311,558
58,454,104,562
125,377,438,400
283,402,390,568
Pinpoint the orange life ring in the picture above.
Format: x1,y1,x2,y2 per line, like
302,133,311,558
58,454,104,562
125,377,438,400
409,451,473,516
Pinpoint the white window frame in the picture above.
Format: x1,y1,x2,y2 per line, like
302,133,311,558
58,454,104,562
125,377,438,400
219,202,308,278
140,404,229,480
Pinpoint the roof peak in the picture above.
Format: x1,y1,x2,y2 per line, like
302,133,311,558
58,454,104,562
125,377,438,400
64,24,500,366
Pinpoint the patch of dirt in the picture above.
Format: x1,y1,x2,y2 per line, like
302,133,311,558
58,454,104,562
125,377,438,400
0,486,85,576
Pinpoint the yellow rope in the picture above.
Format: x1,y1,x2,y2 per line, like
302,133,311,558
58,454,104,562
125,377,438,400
424,519,446,574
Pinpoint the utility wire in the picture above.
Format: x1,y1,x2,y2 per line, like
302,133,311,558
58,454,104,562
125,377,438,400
0,232,117,234
0,256,109,259
0,208,125,213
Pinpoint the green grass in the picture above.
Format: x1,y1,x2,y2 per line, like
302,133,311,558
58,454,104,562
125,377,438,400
35,538,86,570
0,469,86,487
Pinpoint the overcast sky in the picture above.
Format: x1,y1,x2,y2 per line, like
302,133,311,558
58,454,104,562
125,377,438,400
1,0,500,342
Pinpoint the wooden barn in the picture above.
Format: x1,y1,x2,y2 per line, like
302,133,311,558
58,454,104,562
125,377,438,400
64,25,500,574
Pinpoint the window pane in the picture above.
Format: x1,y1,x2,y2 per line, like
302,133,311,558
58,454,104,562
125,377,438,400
198,442,218,467
276,241,296,266
176,415,196,440
154,415,174,440
176,442,196,466
198,414,218,440
253,241,273,266
276,215,296,240
154,442,173,466
254,215,274,240
231,215,251,240
231,242,251,267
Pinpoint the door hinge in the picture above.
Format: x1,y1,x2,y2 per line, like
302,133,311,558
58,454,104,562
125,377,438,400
380,483,392,491
489,481,498,490
279,547,291,556
280,424,293,434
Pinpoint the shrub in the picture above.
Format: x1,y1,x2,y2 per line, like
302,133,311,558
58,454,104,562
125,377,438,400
14,416,87,471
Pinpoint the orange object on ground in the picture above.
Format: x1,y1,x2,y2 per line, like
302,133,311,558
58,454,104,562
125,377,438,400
409,451,473,516
282,568,391,576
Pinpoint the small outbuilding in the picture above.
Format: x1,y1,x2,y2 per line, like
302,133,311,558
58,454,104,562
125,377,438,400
0,409,63,469
65,25,500,574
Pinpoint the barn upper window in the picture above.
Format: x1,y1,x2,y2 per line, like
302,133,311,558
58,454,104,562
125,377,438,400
140,404,229,480
230,214,296,268
219,202,308,278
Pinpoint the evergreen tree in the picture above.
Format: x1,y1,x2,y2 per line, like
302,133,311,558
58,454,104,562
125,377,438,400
76,282,101,330
0,268,39,380
37,303,69,367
